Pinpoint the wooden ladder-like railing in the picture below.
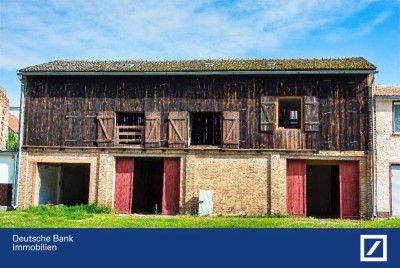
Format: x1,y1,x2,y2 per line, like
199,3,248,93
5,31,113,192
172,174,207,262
116,125,144,145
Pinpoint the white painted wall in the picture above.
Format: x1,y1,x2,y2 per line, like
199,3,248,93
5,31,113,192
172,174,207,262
0,153,16,184
375,98,400,216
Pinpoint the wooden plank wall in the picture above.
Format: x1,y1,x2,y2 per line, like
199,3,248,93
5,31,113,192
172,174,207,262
23,74,370,151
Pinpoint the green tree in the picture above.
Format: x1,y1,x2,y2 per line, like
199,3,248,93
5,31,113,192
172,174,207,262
7,131,18,151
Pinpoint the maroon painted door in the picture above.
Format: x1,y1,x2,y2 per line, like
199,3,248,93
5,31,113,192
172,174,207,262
162,158,180,215
339,161,359,219
114,158,134,214
287,160,306,216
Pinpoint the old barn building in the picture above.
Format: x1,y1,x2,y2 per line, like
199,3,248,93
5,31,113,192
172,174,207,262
17,58,376,218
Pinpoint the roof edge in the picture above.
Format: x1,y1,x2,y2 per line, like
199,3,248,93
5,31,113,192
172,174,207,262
18,70,378,76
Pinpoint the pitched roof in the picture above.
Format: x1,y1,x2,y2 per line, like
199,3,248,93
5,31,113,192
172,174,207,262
375,85,400,96
8,114,19,133
19,57,376,73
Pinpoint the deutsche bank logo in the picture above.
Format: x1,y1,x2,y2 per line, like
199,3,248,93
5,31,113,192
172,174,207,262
360,235,387,262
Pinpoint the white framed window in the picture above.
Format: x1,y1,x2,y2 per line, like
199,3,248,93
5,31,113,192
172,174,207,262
394,102,400,134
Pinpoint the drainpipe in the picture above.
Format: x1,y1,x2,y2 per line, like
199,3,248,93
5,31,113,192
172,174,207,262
13,74,26,209
371,83,376,218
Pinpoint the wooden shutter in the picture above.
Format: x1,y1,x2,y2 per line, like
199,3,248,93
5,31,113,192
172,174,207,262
287,160,306,216
145,112,161,147
339,161,359,219
304,96,320,131
96,111,115,146
162,158,180,215
65,111,82,145
114,158,134,214
168,111,188,148
260,96,275,131
222,111,240,148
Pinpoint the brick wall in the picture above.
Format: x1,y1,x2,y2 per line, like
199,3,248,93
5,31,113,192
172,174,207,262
184,154,269,215
18,148,371,218
0,88,9,150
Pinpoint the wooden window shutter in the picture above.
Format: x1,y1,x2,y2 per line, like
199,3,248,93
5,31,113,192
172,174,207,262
168,111,188,148
145,112,161,147
260,96,275,131
96,111,115,146
222,111,240,148
304,96,320,132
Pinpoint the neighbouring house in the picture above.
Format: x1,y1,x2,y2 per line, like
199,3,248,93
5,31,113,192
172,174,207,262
0,87,17,210
0,87,9,150
17,57,376,218
374,85,400,217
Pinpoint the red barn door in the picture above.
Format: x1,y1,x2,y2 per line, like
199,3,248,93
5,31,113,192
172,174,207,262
162,158,180,215
339,161,359,219
114,158,134,214
287,160,306,216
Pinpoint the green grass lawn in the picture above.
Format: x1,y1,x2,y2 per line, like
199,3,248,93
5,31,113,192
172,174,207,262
0,205,399,228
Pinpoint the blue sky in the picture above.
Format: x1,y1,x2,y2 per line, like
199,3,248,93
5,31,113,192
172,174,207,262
1,0,399,106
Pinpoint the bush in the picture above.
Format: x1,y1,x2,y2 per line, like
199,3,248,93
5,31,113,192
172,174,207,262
7,131,18,151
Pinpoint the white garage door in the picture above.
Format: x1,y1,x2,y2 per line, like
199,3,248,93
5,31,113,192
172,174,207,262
392,165,400,217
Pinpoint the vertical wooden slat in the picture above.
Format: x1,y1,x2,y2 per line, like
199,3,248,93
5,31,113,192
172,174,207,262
114,158,134,214
339,161,359,219
162,158,180,215
287,160,306,216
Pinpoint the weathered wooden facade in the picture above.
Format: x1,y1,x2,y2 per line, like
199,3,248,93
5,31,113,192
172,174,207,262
17,58,376,218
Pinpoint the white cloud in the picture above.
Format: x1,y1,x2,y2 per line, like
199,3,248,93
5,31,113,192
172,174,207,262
0,0,394,70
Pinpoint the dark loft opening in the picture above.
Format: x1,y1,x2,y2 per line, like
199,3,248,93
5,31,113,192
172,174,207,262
116,112,144,145
132,158,164,214
278,98,302,129
306,165,340,218
38,163,90,206
191,112,221,145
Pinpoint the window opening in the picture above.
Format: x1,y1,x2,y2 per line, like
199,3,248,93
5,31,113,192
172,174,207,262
278,98,302,129
116,112,144,145
190,113,221,145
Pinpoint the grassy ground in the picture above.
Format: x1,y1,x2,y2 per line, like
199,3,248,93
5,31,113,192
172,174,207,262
0,205,399,228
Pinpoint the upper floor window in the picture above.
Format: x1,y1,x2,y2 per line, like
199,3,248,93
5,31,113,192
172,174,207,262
260,96,319,132
190,112,221,145
277,97,302,130
116,112,144,145
394,102,400,134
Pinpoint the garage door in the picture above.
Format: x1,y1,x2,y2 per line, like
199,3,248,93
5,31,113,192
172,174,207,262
392,165,400,217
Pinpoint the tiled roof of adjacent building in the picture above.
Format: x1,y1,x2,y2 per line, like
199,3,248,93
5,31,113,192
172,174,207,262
8,114,19,133
375,85,400,96
19,57,376,73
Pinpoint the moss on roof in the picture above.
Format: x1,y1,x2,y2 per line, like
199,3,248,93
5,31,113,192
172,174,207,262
19,57,376,73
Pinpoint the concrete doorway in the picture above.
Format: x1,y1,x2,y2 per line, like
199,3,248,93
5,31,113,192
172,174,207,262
38,163,90,205
306,165,340,218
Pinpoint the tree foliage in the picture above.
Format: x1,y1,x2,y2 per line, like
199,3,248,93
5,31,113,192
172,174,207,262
7,131,18,151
